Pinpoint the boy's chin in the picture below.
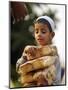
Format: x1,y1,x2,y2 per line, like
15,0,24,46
38,42,46,46
37,42,51,46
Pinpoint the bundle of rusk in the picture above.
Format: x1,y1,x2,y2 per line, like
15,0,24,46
18,45,58,87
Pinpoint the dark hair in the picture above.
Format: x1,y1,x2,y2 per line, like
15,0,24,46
34,18,52,32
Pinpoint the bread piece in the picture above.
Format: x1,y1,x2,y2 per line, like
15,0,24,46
40,46,58,56
18,63,33,74
19,56,57,75
23,45,58,60
44,65,56,85
22,82,36,87
19,73,34,84
33,65,56,85
19,64,56,86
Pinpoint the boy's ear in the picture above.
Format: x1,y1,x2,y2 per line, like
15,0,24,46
51,32,55,38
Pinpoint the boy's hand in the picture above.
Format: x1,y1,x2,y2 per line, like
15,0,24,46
23,46,37,60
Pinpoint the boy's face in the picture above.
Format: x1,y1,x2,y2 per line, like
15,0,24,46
34,22,55,46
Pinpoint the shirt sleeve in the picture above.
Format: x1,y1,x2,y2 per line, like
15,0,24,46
53,56,61,85
16,52,27,72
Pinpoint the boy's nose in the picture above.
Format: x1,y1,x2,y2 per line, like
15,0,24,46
37,32,42,37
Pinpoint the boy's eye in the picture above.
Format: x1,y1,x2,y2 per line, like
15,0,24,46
35,30,38,34
41,30,46,33
35,29,47,34
35,31,38,34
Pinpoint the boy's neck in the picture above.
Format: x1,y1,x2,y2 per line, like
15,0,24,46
39,43,53,47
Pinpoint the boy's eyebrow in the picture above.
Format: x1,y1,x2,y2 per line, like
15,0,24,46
34,28,49,32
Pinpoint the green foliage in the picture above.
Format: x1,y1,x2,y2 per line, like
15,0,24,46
11,19,35,52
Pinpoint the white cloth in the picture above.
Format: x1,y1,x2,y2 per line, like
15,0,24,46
36,16,55,31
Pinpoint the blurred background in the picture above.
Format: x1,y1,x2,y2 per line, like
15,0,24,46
10,2,65,88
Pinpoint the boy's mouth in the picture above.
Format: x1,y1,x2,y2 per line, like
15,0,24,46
37,38,44,42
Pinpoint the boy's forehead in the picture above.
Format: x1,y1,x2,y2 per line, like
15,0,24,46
34,22,49,28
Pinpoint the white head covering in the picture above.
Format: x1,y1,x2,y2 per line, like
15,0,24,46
36,16,55,31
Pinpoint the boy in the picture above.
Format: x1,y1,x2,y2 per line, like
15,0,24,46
16,16,61,86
